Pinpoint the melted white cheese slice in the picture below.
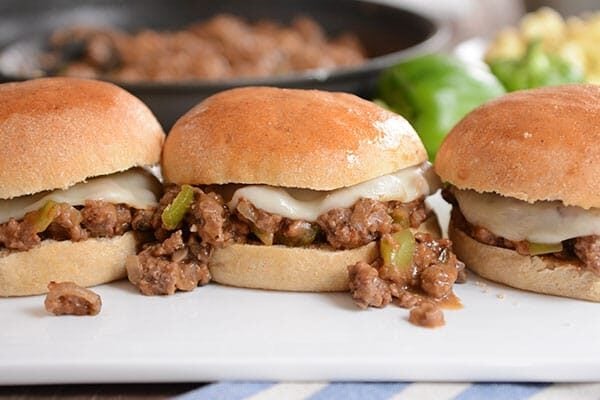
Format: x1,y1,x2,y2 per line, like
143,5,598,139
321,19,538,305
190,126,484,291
454,189,600,243
0,168,161,224
228,162,439,222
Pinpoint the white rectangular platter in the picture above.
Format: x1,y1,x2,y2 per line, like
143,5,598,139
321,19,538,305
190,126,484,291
1,274,599,384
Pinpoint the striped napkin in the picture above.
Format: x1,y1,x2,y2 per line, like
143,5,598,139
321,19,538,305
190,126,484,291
176,382,600,400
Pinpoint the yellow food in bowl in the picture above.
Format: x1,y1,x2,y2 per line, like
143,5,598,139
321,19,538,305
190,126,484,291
486,7,600,84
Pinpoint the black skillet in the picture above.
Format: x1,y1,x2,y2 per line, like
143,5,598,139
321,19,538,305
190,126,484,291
0,0,449,128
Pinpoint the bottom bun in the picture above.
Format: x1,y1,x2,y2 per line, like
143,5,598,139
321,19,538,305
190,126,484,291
0,232,136,297
209,215,441,292
449,223,600,302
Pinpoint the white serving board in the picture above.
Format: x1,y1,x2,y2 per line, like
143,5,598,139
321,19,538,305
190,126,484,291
1,274,599,384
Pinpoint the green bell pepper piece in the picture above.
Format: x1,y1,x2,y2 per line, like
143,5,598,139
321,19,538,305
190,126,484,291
376,54,505,160
380,229,415,273
31,200,59,233
161,184,194,230
527,241,563,256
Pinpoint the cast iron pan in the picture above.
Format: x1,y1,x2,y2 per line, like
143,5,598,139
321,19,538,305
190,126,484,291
0,0,449,128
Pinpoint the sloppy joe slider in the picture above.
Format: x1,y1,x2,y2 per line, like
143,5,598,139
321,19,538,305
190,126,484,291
0,78,165,296
128,87,464,327
436,84,600,301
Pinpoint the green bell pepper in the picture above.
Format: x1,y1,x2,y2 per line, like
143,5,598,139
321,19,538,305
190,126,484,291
488,40,584,92
376,54,505,160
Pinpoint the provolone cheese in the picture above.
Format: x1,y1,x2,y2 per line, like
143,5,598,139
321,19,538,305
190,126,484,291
228,163,439,222
454,189,600,243
0,168,161,224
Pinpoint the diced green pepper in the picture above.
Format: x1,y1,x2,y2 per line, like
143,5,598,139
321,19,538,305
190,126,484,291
252,228,274,246
380,229,415,273
161,184,194,230
276,223,318,247
390,208,410,229
528,241,563,256
31,200,59,233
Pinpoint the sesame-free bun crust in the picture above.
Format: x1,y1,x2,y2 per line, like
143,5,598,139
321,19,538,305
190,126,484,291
449,224,600,302
435,84,600,209
0,78,165,199
0,233,136,297
164,87,427,190
209,215,440,292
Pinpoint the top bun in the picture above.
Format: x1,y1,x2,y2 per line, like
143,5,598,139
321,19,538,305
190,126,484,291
163,87,426,190
435,84,600,209
0,77,165,199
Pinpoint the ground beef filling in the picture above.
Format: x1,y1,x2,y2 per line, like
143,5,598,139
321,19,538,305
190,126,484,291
129,184,433,295
44,281,102,316
235,196,430,250
347,233,465,328
444,191,600,274
128,185,246,295
0,200,150,252
126,230,211,295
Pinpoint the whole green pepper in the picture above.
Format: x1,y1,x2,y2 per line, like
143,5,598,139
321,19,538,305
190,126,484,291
376,54,505,160
488,40,584,92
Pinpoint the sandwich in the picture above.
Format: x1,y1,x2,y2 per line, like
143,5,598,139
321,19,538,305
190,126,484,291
436,84,600,301
0,77,165,296
127,86,464,319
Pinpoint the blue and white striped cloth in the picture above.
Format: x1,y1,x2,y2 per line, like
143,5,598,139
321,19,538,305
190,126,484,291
176,382,600,400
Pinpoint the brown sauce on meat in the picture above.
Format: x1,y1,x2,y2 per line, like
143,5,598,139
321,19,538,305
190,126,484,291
395,289,463,310
437,291,463,310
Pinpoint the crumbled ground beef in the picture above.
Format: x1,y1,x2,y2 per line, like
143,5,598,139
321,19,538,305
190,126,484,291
126,230,211,296
348,261,392,308
574,236,600,274
445,189,600,274
44,281,102,316
45,203,87,242
236,197,282,236
409,302,445,328
131,208,155,231
0,217,40,251
81,200,132,237
0,202,152,252
44,15,365,82
190,191,242,246
318,198,393,250
347,232,464,328
127,185,253,296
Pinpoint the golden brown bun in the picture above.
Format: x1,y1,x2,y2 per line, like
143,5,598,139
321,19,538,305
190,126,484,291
449,224,600,302
0,233,136,297
209,215,440,292
164,87,427,190
435,84,600,209
0,78,165,199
